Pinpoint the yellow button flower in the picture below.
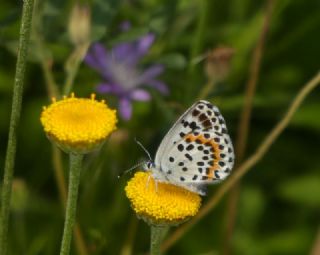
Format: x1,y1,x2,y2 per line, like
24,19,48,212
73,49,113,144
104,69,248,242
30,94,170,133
40,93,117,154
125,171,201,226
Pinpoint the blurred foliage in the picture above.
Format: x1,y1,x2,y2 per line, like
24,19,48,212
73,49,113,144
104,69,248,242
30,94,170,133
0,0,320,254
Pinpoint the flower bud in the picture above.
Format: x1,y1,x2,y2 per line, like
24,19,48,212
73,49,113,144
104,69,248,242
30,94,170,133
68,4,91,46
205,46,235,83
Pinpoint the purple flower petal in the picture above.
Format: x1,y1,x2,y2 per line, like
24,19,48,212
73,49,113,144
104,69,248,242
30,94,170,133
96,83,113,94
147,80,169,95
113,43,135,63
119,97,132,120
112,33,156,67
139,65,164,83
96,83,124,95
136,33,155,57
130,89,151,101
85,43,112,79
85,43,107,69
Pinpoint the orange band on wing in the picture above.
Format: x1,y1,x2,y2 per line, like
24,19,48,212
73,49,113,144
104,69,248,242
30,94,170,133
184,134,221,179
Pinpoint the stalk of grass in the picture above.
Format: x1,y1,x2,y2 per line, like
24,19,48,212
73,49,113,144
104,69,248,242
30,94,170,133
0,1,35,254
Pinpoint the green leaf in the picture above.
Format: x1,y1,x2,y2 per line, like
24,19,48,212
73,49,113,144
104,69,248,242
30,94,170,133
278,174,320,207
291,102,320,130
91,0,122,41
157,53,187,69
0,8,20,28
238,186,266,230
260,229,312,255
4,39,52,63
109,27,150,45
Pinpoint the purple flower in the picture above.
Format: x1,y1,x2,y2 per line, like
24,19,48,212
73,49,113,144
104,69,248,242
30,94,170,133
85,32,168,120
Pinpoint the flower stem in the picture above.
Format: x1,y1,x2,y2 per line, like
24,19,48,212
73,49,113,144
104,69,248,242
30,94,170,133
150,226,168,255
197,80,216,100
59,153,84,255
63,44,89,95
33,0,59,99
0,0,34,253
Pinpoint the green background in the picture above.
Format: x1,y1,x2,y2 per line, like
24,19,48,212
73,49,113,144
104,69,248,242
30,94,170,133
0,0,320,254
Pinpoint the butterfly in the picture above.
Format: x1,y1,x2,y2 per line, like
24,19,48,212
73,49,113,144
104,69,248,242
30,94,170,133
145,100,234,196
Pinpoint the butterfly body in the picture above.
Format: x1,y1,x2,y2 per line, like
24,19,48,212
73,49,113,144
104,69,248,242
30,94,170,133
148,100,234,195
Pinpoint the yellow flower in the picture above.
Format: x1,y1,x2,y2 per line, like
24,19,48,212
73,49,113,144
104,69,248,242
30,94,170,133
125,171,201,226
40,93,117,154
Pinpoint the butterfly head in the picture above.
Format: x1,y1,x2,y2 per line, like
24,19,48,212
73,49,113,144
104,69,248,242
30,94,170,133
144,160,155,171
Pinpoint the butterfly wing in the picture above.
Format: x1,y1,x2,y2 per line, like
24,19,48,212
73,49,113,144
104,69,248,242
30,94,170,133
153,100,234,195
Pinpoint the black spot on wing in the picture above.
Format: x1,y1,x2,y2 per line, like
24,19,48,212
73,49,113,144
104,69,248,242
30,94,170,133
199,113,207,122
189,121,198,130
186,144,194,151
178,144,184,151
185,153,193,161
192,109,200,117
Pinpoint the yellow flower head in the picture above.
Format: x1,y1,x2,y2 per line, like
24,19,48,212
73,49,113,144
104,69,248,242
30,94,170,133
40,93,117,154
125,171,201,226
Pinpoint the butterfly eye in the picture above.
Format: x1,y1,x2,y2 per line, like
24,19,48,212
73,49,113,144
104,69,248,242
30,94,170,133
146,161,155,169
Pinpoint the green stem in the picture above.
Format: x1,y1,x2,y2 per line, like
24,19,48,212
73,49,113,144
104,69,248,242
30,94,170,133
33,0,59,99
63,58,81,95
59,153,84,255
150,226,168,255
186,0,210,102
188,0,209,73
197,79,216,100
0,0,34,254
63,44,89,95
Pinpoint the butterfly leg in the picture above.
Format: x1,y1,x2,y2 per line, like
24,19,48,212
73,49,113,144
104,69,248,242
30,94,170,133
154,180,159,193
146,174,152,189
145,174,159,193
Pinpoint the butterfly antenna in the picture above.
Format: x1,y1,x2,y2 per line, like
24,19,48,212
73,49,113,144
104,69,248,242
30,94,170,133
134,137,152,161
118,160,146,179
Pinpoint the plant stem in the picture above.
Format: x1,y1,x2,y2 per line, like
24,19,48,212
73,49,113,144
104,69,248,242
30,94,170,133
120,216,138,255
150,226,168,255
0,0,34,254
59,153,84,255
223,1,275,254
63,44,89,95
161,71,320,252
197,80,215,100
188,0,209,74
186,0,209,102
310,227,320,255
33,0,59,99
